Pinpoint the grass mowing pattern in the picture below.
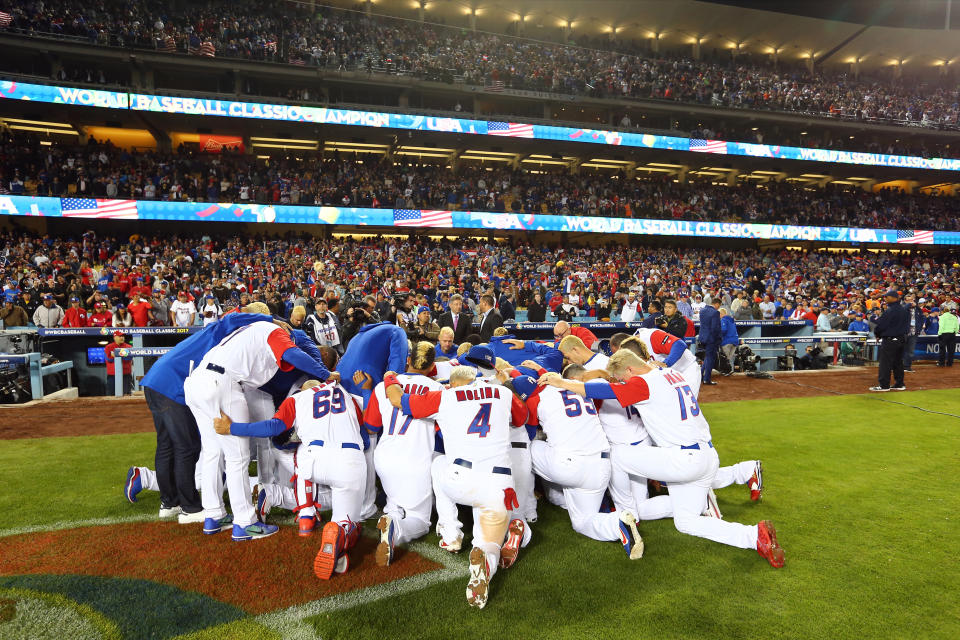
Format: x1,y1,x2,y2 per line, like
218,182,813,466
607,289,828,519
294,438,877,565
0,391,957,639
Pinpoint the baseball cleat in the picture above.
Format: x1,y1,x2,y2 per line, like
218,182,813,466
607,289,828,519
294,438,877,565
203,515,234,535
314,522,347,580
158,503,182,519
703,489,723,519
618,511,644,560
749,460,764,502
868,386,890,392
375,515,396,567
256,488,272,521
334,554,350,575
466,547,491,609
499,519,525,569
124,467,142,503
231,522,279,541
177,510,205,524
756,520,785,568
298,515,317,537
439,534,464,553
891,385,906,391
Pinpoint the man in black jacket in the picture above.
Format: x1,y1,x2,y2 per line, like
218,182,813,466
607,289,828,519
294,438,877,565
526,291,547,322
477,294,504,342
870,289,910,392
902,293,923,373
656,298,688,339
438,293,474,344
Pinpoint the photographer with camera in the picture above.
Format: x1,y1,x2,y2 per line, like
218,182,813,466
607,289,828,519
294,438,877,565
406,305,441,342
341,296,380,346
656,298,687,339
303,298,344,355
393,292,416,329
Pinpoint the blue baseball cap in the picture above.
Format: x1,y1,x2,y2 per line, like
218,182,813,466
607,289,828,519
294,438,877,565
417,305,430,315
511,375,540,401
597,338,613,356
42,294,53,300
464,345,495,370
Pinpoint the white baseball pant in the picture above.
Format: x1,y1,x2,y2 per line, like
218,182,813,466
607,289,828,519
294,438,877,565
374,448,433,546
184,368,256,528
431,455,512,578
509,435,537,523
296,441,366,525
608,436,653,513
242,384,280,486
530,441,624,541
617,442,758,549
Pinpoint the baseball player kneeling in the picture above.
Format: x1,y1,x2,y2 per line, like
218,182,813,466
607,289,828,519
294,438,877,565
382,365,529,609
540,349,785,568
507,373,643,558
362,342,446,567
214,377,366,579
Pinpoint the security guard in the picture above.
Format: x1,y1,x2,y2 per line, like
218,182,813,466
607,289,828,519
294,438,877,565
870,289,910,391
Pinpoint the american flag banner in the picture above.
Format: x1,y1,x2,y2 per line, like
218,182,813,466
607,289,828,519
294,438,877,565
689,139,728,153
487,122,534,138
393,209,453,227
199,41,216,57
485,81,505,92
61,198,139,220
0,11,13,27
896,229,934,244
158,35,176,53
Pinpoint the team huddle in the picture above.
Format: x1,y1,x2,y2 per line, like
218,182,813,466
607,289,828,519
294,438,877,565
124,306,783,609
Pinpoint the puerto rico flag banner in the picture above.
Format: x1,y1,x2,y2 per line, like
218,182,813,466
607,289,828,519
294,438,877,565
487,122,534,138
896,229,934,244
61,198,139,219
393,209,453,227
689,139,727,153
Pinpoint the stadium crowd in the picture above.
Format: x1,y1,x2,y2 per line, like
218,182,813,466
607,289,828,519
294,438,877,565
1,0,959,138
2,135,959,231
2,229,958,343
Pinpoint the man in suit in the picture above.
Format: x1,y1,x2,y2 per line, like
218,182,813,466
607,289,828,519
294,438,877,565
438,293,474,344
698,299,722,386
477,294,503,342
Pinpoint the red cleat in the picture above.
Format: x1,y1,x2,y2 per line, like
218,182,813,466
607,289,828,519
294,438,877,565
749,460,763,502
499,519,525,569
298,515,316,537
314,522,346,580
756,520,784,568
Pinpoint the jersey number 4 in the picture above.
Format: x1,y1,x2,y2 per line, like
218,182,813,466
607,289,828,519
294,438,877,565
312,387,346,418
674,385,700,421
467,403,492,438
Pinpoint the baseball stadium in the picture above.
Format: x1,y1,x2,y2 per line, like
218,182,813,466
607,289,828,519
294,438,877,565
0,0,958,638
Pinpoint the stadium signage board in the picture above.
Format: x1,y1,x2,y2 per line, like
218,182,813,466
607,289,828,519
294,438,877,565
3,195,957,245
3,80,960,172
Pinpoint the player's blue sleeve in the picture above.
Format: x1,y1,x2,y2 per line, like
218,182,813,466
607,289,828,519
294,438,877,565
583,380,617,399
387,326,410,373
525,424,537,440
364,421,383,436
525,342,564,372
400,393,413,416
281,347,330,381
663,340,688,367
230,418,289,438
291,329,324,363
358,387,372,410
217,312,273,337
434,429,445,454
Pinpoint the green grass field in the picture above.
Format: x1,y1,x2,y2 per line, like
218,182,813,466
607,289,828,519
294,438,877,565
1,390,958,639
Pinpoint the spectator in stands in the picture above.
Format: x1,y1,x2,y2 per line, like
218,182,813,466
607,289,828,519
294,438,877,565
112,303,134,328
815,307,833,332
1,299,29,327
498,290,516,322
62,295,89,327
526,291,547,322
200,294,222,327
150,290,171,326
127,291,153,327
758,295,777,320
19,290,39,320
169,291,196,327
33,293,63,328
640,300,663,328
553,296,579,322
619,291,641,322
89,302,112,327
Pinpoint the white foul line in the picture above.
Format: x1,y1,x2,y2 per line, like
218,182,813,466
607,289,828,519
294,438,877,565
0,513,156,538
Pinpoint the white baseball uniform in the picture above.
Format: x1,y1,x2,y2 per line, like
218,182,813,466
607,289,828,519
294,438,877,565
526,385,628,541
364,373,446,547
275,381,366,526
596,367,759,549
401,379,528,577
184,321,299,528
632,328,701,398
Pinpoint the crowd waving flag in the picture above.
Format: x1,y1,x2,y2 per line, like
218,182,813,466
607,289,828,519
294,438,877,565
393,209,453,227
689,139,728,153
896,229,934,244
61,198,139,219
0,11,13,27
487,122,534,138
